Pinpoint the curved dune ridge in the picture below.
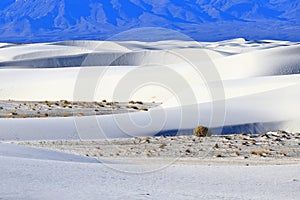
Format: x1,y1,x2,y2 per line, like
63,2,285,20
0,38,300,140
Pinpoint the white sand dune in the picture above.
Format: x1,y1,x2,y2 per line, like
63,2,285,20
0,39,300,139
0,43,91,61
215,44,300,79
0,139,299,199
0,149,299,200
0,39,299,200
0,143,97,163
53,40,131,52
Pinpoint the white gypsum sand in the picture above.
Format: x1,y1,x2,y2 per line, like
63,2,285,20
0,39,300,139
0,39,299,199
0,142,299,200
14,131,300,165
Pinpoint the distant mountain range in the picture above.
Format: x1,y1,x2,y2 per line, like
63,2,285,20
0,0,299,42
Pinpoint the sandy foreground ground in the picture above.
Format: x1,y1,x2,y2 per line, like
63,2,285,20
0,100,159,118
1,152,299,200
15,131,300,166
5,130,298,200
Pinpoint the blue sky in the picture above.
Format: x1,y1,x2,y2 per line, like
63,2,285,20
0,0,299,42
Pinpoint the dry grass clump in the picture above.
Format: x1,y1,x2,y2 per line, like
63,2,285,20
10,112,18,116
233,150,240,156
96,102,103,107
214,152,223,157
185,149,191,154
146,149,156,156
76,112,84,116
159,143,167,149
127,105,139,110
250,149,270,156
6,114,27,118
6,112,18,118
139,107,148,111
60,100,72,108
61,113,70,117
141,137,150,143
193,126,212,137
105,102,114,106
115,150,121,156
128,100,143,104
278,150,287,156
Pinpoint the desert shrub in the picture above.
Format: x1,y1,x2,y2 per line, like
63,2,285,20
193,126,212,137
139,107,148,111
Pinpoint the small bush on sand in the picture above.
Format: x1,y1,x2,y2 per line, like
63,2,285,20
250,149,270,156
193,126,212,137
214,153,223,157
139,107,148,111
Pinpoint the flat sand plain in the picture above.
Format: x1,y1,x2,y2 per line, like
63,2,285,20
0,100,160,118
15,131,300,166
